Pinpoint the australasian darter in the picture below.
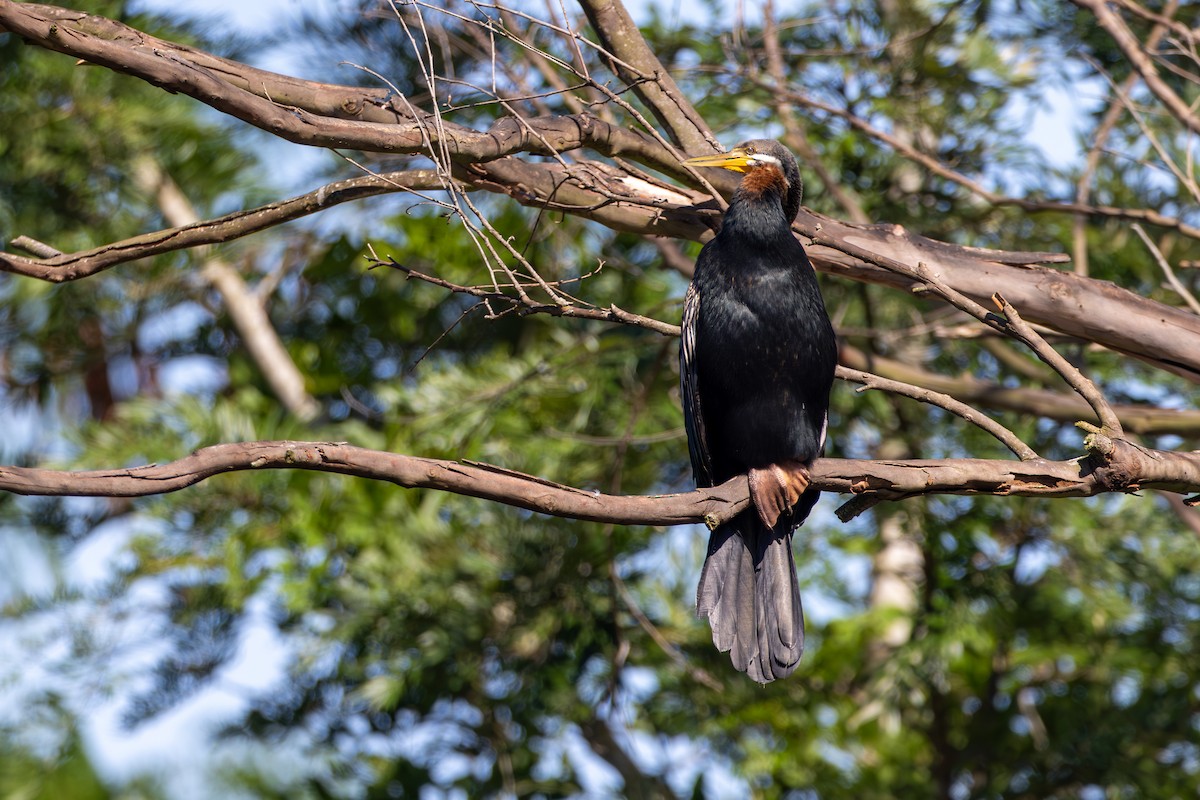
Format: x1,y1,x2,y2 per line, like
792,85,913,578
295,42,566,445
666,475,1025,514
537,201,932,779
680,140,838,683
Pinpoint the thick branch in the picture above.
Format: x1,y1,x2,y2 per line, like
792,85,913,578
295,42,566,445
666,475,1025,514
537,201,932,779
3,3,400,122
576,0,715,153
801,212,1200,380
0,441,748,526
1,439,1198,525
0,3,681,169
7,2,1200,384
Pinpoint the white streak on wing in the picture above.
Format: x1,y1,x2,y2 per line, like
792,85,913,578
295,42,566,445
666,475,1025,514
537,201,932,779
681,284,713,487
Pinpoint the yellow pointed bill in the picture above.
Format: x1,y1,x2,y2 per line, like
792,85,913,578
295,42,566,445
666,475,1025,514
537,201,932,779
681,148,754,173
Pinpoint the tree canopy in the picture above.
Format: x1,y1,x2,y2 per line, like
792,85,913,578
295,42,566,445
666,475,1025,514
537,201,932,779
1,0,1199,797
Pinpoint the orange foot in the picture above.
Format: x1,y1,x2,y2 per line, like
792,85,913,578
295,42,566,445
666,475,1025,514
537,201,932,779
748,460,811,529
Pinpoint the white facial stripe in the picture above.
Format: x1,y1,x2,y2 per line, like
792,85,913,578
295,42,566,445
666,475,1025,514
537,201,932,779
748,153,782,167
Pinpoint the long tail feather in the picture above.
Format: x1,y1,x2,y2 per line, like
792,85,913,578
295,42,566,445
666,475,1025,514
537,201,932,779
696,512,805,683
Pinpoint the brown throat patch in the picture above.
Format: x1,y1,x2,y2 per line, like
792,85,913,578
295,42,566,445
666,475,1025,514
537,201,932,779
739,163,787,199
748,460,811,529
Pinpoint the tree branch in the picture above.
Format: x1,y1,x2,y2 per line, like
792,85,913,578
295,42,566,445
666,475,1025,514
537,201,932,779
2,170,446,282
839,344,1200,436
839,364,1039,461
7,2,1200,385
1072,0,1200,136
990,292,1123,435
1,437,1198,525
0,3,682,169
802,212,1200,380
575,0,716,153
771,81,1200,242
0,441,746,527
132,158,320,421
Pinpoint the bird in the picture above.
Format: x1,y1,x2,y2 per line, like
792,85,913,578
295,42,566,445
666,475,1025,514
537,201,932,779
679,140,837,683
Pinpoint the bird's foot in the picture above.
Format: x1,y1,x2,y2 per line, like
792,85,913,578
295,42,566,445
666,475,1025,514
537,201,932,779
748,460,811,529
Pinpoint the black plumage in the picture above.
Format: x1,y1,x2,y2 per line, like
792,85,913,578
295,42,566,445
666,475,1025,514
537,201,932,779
680,140,837,682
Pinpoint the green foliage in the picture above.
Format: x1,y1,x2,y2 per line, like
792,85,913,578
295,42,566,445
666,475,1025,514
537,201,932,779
2,1,1199,798
0,716,119,800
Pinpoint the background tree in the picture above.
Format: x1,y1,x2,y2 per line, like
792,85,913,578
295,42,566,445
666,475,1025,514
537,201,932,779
1,0,1199,798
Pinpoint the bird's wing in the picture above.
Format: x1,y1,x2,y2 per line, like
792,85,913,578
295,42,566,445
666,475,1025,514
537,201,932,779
681,283,714,487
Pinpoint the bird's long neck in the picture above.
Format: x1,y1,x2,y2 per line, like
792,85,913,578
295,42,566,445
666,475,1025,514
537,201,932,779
738,163,788,200
720,159,796,241
725,166,791,242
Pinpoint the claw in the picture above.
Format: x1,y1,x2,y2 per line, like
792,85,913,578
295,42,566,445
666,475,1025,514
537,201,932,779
748,460,811,529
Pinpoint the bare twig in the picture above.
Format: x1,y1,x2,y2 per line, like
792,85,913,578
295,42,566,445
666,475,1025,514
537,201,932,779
1072,0,1181,275
1071,0,1200,136
1133,223,1200,315
838,365,1039,461
840,344,1200,436
990,293,1123,435
9,235,63,258
771,82,1200,242
370,251,681,336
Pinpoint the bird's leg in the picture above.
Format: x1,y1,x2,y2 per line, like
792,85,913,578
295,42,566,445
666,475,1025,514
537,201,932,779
748,460,811,529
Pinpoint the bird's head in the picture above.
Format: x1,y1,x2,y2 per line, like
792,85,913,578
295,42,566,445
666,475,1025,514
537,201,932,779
683,139,803,223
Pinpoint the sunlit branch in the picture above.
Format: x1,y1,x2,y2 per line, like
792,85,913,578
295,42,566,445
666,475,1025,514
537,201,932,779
1,437,1197,525
989,292,1123,435
575,0,717,153
801,213,1200,381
